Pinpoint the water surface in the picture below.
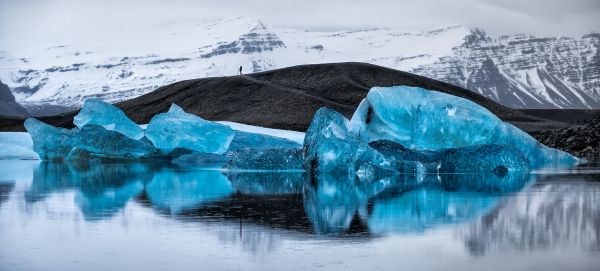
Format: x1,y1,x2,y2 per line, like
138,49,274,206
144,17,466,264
0,160,598,271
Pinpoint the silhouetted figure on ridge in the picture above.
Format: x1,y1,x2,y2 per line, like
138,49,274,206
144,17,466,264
239,66,243,75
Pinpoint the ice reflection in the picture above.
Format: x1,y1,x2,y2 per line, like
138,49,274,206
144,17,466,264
146,169,233,214
26,161,153,220
14,160,589,241
461,174,600,255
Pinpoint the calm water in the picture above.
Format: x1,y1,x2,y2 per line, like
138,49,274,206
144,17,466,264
0,160,598,271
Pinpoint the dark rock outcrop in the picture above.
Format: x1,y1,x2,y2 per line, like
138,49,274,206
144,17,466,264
0,80,28,117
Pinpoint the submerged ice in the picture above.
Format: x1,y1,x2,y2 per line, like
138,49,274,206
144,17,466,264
350,86,577,167
145,104,235,154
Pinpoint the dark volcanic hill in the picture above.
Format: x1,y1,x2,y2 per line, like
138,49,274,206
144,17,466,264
0,80,28,117
0,62,565,132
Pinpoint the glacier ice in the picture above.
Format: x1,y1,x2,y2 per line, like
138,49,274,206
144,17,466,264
24,118,155,160
171,152,229,168
0,132,39,159
303,108,391,174
227,131,301,151
369,139,441,164
24,118,80,160
69,125,156,160
74,98,144,140
145,104,235,154
226,148,304,171
439,144,531,173
350,86,577,168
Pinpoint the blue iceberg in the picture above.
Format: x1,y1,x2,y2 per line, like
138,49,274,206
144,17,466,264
145,104,235,154
350,86,577,168
171,152,229,168
69,125,156,160
439,144,531,174
227,131,301,151
303,108,391,174
24,118,79,160
74,98,144,140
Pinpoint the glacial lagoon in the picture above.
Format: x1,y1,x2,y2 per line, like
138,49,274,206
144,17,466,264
0,160,598,271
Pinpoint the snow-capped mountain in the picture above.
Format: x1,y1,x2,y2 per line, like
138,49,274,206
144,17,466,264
1,17,598,114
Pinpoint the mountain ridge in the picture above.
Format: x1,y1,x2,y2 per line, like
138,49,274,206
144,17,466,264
0,62,566,134
1,17,598,114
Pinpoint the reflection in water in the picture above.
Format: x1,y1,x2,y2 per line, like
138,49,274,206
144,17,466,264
146,169,233,214
18,161,539,234
440,171,533,193
2,160,599,270
0,182,14,208
27,162,154,220
302,173,387,235
462,174,600,255
369,188,501,234
226,171,306,195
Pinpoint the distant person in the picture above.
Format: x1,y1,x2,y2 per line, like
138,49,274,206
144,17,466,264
239,66,243,75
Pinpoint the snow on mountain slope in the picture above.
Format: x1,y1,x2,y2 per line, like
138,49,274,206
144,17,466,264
1,17,598,114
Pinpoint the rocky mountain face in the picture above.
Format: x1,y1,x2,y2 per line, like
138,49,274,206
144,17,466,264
414,30,600,109
0,17,598,115
0,80,28,117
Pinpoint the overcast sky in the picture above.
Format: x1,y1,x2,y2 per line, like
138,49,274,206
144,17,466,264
1,0,598,52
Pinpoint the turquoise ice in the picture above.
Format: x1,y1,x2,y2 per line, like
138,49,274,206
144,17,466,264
350,86,577,168
24,118,79,160
69,125,156,160
439,144,531,174
73,98,143,140
24,118,155,160
145,104,235,154
227,131,300,151
226,148,304,171
303,108,391,174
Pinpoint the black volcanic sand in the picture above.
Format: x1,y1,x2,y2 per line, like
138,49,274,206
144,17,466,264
0,62,566,134
532,116,600,160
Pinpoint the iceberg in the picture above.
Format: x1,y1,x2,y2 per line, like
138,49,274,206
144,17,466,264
227,131,301,151
226,147,304,171
74,98,144,140
24,118,79,160
171,152,229,168
69,125,156,160
439,144,531,174
0,132,38,159
145,104,235,154
25,118,155,160
350,86,577,168
303,108,391,174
